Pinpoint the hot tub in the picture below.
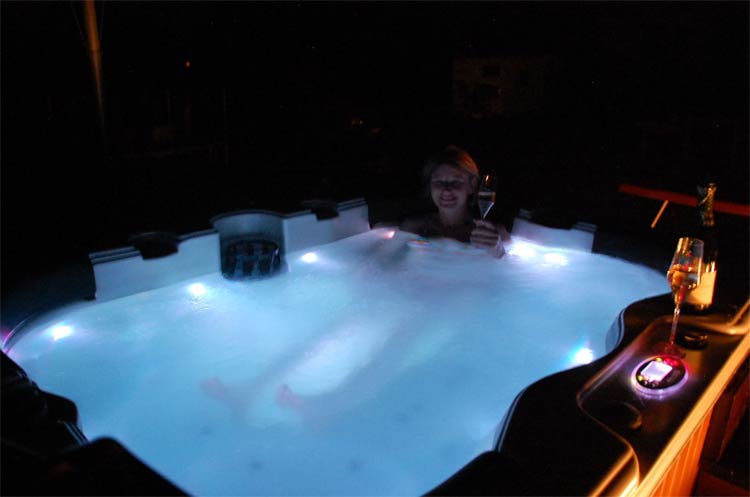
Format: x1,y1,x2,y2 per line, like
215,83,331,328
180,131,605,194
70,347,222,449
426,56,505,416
3,199,747,496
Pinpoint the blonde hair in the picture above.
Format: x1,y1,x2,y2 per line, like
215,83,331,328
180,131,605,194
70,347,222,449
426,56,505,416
422,145,479,198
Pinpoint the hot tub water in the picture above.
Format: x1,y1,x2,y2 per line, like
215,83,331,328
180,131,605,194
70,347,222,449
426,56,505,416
5,228,667,496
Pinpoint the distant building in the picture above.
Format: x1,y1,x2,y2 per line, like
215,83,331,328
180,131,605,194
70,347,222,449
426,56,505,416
452,56,559,118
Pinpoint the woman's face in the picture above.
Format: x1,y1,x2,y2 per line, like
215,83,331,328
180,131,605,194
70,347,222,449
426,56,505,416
430,164,474,215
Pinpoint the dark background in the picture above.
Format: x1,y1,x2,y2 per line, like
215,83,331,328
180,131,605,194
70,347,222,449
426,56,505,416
1,1,748,328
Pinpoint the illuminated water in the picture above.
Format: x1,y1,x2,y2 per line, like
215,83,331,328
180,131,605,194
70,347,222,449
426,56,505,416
5,228,666,496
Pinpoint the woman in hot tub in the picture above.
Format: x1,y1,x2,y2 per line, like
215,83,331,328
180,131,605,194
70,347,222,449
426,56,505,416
400,145,510,254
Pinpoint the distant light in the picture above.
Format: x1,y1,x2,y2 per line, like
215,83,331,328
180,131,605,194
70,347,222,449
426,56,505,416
301,252,318,263
185,60,191,69
384,230,396,239
50,325,73,341
572,347,594,365
543,253,568,266
508,241,537,259
188,283,207,297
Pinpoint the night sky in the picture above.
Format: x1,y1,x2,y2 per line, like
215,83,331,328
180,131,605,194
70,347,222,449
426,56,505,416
5,3,748,111
1,2,748,324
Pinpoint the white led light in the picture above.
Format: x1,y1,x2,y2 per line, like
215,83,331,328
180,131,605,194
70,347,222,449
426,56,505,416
507,241,537,259
572,347,594,365
50,325,73,341
301,252,318,263
543,253,568,266
188,283,207,297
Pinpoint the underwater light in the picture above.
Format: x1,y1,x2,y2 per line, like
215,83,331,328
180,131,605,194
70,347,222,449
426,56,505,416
50,325,73,341
301,252,318,263
572,347,595,365
188,283,208,297
543,253,569,266
508,241,538,259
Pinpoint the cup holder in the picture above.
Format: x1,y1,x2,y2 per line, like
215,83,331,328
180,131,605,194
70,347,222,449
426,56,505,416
220,237,281,280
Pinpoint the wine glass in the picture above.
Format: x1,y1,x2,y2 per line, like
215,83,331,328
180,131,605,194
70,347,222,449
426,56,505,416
477,174,497,219
659,237,704,357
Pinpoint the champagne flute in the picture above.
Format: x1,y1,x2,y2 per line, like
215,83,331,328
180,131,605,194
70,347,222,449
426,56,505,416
477,174,497,219
660,237,704,357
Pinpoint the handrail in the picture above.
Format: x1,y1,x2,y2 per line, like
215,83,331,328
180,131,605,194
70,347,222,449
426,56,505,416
618,184,750,217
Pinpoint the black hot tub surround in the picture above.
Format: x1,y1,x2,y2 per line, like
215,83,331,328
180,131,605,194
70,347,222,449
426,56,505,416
427,294,749,496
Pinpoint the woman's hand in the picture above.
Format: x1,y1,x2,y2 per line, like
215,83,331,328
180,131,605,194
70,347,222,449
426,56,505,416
471,219,509,258
470,219,501,248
